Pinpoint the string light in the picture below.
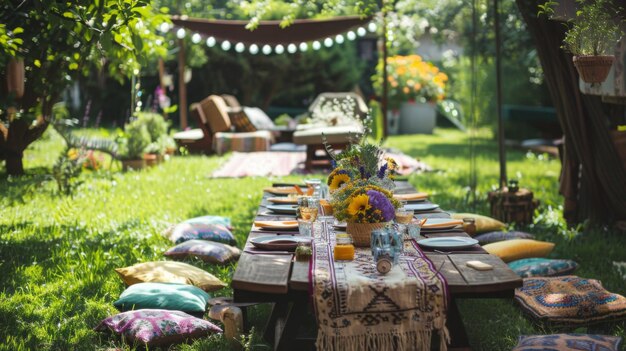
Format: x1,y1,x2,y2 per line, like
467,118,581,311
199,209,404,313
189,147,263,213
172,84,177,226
357,27,366,36
312,41,321,50
159,22,170,33
249,44,259,54
221,40,231,51
347,31,356,40
368,22,378,32
287,43,297,54
324,37,333,47
275,44,285,54
235,42,245,52
191,33,201,44
299,42,308,52
206,36,216,47
176,28,186,39
262,44,272,55
335,34,344,44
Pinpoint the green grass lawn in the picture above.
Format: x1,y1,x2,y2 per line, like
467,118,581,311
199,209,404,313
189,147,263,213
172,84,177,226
1,128,624,350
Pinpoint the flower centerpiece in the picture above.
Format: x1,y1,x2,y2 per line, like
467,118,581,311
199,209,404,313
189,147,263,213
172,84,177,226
326,133,401,247
372,54,448,110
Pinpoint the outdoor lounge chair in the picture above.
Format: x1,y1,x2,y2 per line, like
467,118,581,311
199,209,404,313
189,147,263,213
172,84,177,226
293,92,367,170
173,95,277,155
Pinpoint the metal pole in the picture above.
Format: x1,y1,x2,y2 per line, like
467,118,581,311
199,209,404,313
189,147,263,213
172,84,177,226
494,0,507,189
381,6,389,139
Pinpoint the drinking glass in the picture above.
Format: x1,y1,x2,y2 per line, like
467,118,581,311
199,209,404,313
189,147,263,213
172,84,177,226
407,219,422,240
297,219,313,237
298,197,319,222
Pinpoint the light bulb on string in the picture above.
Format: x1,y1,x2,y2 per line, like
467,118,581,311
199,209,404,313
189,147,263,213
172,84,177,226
312,41,321,50
275,44,284,54
159,22,170,33
299,42,308,52
287,44,297,54
357,27,366,36
262,45,272,55
249,44,259,54
191,33,201,44
347,31,356,40
176,28,186,39
324,37,333,47
221,40,231,51
235,42,245,53
206,37,216,47
368,22,378,32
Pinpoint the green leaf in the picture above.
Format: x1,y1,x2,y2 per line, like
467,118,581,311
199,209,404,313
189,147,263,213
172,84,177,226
114,33,123,44
34,59,41,67
12,27,24,35
69,62,78,70
63,11,73,19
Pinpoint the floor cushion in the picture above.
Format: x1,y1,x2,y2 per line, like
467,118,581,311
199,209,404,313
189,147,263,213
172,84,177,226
213,130,272,155
230,109,258,132
451,213,506,234
163,222,236,245
182,215,232,229
515,276,626,326
243,106,275,130
512,333,622,351
474,230,535,245
95,309,222,347
113,282,210,314
483,239,554,263
115,261,226,292
509,258,578,278
164,240,241,264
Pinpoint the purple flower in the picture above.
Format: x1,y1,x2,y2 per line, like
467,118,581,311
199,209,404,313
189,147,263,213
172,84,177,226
377,164,388,179
359,166,365,179
366,190,395,222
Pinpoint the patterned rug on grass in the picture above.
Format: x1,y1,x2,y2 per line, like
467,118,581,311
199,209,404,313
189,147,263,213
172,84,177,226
211,152,306,178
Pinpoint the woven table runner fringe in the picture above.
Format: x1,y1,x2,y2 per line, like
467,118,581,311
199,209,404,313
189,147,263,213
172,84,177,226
316,327,449,351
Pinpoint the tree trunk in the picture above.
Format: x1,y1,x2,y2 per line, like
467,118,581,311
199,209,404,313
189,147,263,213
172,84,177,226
515,0,626,225
5,152,24,175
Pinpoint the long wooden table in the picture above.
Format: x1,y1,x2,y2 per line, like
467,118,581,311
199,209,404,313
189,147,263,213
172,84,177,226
232,181,522,350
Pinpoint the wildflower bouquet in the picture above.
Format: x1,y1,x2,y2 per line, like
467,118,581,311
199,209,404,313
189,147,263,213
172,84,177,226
327,136,400,224
372,54,448,110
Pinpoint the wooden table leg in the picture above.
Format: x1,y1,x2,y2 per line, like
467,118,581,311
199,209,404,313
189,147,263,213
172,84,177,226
446,298,472,351
264,302,287,345
275,294,311,351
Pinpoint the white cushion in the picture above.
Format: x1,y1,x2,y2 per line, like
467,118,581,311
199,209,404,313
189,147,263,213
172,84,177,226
173,129,204,140
293,124,363,145
243,107,275,130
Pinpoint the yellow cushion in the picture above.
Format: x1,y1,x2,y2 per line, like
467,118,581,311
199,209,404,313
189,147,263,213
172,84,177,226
483,239,555,263
115,261,226,292
452,213,506,234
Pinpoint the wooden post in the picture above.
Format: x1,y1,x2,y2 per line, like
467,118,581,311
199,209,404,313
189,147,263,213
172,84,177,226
494,0,507,189
177,38,188,130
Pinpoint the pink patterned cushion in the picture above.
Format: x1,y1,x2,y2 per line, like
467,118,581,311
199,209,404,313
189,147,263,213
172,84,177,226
95,309,222,346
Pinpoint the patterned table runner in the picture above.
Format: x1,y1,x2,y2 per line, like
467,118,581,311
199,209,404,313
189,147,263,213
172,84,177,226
311,221,450,351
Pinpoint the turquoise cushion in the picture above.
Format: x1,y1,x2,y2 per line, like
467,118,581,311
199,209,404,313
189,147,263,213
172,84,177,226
164,222,236,245
508,258,578,278
512,333,622,351
113,282,210,313
474,231,534,245
164,240,241,264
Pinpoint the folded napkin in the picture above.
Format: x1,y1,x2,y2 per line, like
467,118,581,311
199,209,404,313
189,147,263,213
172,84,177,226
422,219,463,229
394,192,428,201
254,220,299,229
268,197,298,204
263,186,298,195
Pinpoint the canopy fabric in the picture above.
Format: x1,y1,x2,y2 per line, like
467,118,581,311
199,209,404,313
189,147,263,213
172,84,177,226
171,15,372,45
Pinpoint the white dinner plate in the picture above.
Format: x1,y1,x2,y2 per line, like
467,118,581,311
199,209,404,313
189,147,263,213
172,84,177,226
333,221,347,230
250,236,311,251
417,237,479,250
420,218,463,231
266,204,298,214
405,203,439,212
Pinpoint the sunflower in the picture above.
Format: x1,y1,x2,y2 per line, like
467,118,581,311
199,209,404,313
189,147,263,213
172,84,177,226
347,194,371,218
329,173,351,191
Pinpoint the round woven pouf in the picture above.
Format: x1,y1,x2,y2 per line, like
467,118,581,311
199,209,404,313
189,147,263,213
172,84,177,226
346,222,388,247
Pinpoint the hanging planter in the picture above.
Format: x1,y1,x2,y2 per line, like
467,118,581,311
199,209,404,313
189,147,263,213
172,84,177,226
6,58,25,99
573,55,615,84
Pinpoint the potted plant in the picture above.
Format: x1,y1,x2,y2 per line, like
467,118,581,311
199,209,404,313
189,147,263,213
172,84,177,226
116,121,151,171
540,0,624,83
372,55,448,134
